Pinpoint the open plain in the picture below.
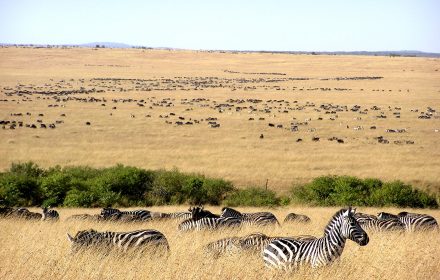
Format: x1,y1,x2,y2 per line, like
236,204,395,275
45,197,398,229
1,47,440,193
0,206,439,280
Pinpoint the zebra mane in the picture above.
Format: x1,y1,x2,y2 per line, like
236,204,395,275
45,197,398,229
323,208,354,235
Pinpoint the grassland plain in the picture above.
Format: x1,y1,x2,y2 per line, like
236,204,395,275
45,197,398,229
0,206,439,280
0,47,440,194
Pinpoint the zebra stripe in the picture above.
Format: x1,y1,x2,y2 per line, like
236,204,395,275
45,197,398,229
205,233,317,258
357,217,405,232
178,217,241,231
66,229,169,254
263,207,369,270
150,211,192,220
377,211,439,231
42,207,59,221
100,208,152,221
221,207,279,226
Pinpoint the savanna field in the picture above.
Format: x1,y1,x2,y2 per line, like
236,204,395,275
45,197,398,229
0,207,439,280
1,47,440,279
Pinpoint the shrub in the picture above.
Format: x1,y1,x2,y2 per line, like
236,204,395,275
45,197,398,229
224,187,280,207
291,176,438,208
0,173,41,206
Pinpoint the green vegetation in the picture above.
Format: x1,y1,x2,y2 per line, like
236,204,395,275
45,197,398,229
0,163,438,208
290,175,438,208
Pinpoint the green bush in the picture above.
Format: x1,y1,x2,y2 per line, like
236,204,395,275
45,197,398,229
291,176,438,208
224,187,280,207
0,173,41,206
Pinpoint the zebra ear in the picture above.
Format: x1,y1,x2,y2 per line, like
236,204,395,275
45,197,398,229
66,233,74,242
342,209,350,217
351,207,356,214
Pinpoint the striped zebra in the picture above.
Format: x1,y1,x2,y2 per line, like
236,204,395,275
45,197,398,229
205,233,317,258
100,207,152,221
66,214,104,222
354,212,404,232
220,207,279,226
42,207,59,221
12,208,42,220
284,213,311,223
357,217,405,232
377,211,439,231
150,211,192,220
263,207,369,270
66,229,169,255
178,217,241,231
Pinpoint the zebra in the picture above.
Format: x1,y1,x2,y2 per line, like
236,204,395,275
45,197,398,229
66,229,169,255
263,207,369,270
42,207,59,221
189,206,219,220
178,217,241,231
356,216,405,232
377,211,439,231
65,214,104,222
11,208,42,220
205,233,317,258
149,211,192,220
284,213,311,223
100,207,152,221
220,207,279,226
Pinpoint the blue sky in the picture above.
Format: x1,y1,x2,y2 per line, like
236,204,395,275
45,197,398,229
1,0,439,52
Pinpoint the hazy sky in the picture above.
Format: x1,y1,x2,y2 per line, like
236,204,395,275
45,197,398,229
1,0,439,52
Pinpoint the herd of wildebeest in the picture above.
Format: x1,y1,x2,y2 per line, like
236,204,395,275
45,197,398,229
0,204,438,270
1,75,438,145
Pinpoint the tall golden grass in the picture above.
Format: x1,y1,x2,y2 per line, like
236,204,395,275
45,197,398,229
0,206,438,280
1,48,440,193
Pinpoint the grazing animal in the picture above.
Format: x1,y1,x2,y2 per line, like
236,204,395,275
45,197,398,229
221,207,279,226
354,213,404,232
377,212,439,231
100,207,152,221
8,208,43,220
149,211,192,220
284,213,311,223
189,206,219,220
205,233,317,259
263,207,369,270
178,217,241,231
66,229,169,254
65,214,104,222
42,207,59,221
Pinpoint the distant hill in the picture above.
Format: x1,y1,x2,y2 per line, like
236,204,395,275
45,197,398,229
1,42,439,57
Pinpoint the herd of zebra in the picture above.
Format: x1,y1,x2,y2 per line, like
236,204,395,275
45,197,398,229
1,205,438,271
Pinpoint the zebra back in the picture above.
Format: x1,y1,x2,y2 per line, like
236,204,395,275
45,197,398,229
397,212,439,231
178,217,241,231
358,218,405,232
221,207,279,226
284,213,311,223
67,229,169,254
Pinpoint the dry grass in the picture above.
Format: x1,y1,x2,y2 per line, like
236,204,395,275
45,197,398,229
1,47,440,193
0,206,439,280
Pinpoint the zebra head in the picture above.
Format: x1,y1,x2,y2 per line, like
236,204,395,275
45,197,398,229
66,229,98,252
340,207,369,246
189,206,218,220
377,212,398,220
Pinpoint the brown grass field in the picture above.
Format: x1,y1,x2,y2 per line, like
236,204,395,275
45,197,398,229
0,47,439,194
0,206,439,280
